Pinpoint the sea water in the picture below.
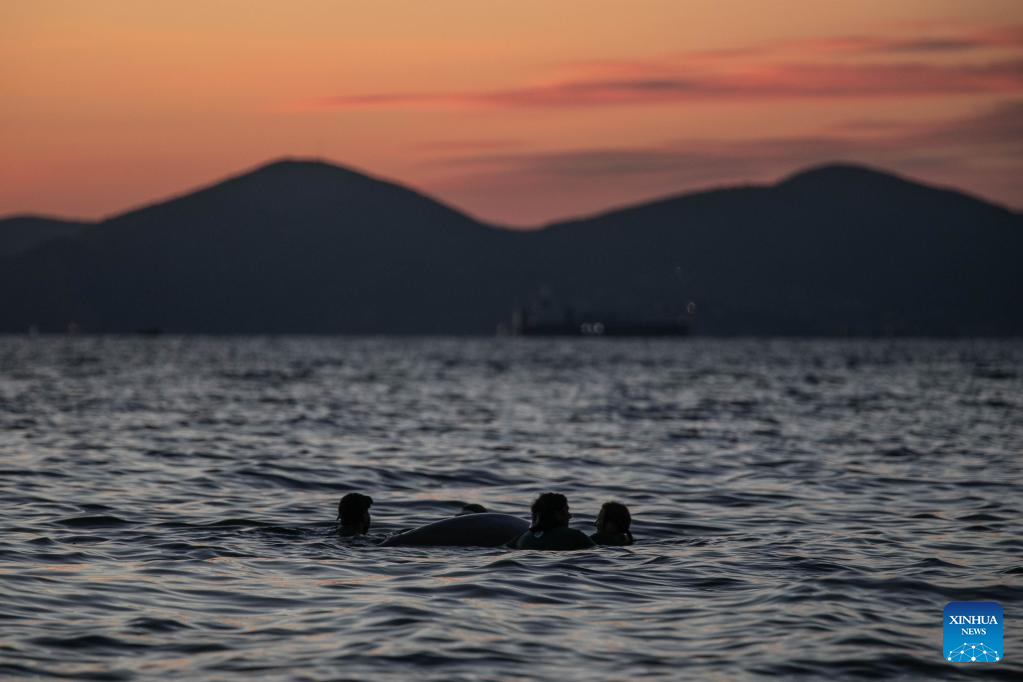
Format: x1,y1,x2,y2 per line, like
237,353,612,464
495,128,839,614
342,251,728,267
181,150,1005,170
0,336,1020,680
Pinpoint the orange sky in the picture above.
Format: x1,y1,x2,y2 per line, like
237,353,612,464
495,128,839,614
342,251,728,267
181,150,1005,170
2,0,1022,226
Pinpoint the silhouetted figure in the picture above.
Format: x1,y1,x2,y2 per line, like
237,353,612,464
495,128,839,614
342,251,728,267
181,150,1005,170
458,503,488,515
513,492,595,550
590,501,634,546
337,492,373,536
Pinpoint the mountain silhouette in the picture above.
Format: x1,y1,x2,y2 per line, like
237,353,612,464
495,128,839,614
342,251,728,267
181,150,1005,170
523,163,1023,335
0,160,527,334
1,159,1020,335
0,215,90,258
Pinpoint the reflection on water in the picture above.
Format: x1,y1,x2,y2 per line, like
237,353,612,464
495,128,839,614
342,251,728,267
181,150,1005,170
0,336,1021,680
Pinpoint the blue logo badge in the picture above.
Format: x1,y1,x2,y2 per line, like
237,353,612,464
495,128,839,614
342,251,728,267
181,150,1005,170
944,602,1002,663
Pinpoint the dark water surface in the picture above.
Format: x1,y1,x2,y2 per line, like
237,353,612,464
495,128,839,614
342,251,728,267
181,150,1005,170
1,337,1020,681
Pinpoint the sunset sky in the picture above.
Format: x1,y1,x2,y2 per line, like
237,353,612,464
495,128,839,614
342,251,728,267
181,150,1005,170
2,0,1021,226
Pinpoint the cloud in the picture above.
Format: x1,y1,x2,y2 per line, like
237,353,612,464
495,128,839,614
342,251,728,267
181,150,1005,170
446,100,1023,177
408,138,521,153
879,38,991,53
424,100,1023,224
680,24,1023,59
910,99,1023,146
317,59,1023,109
788,25,1020,55
315,25,1023,110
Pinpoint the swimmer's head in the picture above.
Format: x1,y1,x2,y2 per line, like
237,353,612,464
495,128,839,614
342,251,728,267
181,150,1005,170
337,492,373,535
530,492,571,532
458,503,488,515
595,501,632,541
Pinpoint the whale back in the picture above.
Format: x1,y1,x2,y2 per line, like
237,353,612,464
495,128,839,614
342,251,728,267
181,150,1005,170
380,513,529,547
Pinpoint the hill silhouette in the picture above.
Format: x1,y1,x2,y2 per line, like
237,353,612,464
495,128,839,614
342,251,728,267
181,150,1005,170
0,159,1020,335
524,163,1023,335
0,216,90,258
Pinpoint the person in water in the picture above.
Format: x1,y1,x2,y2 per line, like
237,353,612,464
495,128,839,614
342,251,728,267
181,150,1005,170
458,503,488,515
337,492,373,536
590,501,634,546
513,492,595,550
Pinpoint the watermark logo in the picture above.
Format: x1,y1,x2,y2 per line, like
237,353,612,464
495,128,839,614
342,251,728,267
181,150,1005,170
944,602,1002,663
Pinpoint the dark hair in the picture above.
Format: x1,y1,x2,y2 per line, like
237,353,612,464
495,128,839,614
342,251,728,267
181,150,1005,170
461,503,487,514
600,501,633,543
530,492,569,532
337,492,373,527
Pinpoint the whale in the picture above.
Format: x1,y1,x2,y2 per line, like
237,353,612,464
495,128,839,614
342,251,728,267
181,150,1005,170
379,512,529,547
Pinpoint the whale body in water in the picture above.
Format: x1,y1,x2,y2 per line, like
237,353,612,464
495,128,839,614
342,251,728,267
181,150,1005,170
380,513,529,547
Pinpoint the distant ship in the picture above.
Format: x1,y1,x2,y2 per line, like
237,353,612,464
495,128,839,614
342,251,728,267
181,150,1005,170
498,308,690,337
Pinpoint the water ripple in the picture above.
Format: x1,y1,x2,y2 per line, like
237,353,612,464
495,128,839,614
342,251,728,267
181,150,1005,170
0,336,1020,680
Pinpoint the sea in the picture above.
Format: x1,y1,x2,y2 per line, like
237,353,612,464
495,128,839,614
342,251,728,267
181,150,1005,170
0,336,1020,681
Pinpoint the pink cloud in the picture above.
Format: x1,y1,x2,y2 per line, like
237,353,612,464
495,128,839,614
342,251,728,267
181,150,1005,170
409,138,520,153
423,100,1023,225
317,59,1023,109
314,24,1023,110
446,101,1023,176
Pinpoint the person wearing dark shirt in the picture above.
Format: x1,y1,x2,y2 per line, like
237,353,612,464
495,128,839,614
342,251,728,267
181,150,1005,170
590,501,634,546
513,492,595,550
337,492,373,536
